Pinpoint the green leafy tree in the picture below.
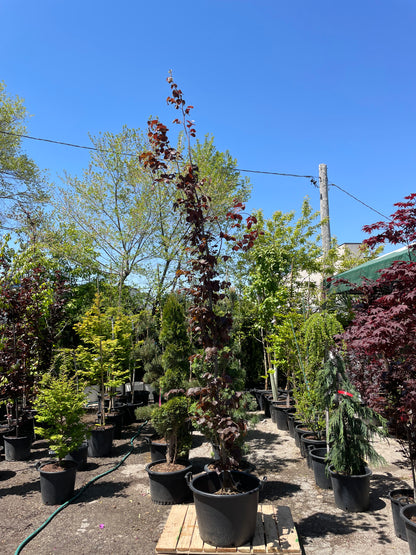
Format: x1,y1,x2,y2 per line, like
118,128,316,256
241,199,322,388
151,395,192,464
0,82,48,238
34,370,88,463
293,312,344,434
74,293,131,424
55,127,156,295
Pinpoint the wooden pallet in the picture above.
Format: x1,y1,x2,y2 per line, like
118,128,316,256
155,504,301,554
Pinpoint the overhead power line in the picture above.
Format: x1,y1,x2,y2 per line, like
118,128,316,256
330,183,391,221
0,129,390,221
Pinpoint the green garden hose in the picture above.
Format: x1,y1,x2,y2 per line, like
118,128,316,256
14,421,148,555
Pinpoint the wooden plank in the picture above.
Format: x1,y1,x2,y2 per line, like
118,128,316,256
262,505,280,553
156,504,301,555
235,541,252,553
177,506,196,552
156,505,188,554
275,506,301,554
201,542,218,553
252,511,266,553
188,506,205,553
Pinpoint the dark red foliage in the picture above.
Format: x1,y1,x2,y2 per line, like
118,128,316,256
0,255,69,406
140,75,260,364
339,194,416,473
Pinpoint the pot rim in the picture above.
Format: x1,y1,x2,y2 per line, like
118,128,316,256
188,470,261,498
400,502,416,524
145,460,192,476
38,459,78,474
329,464,372,478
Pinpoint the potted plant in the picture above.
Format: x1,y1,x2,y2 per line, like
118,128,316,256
74,293,130,456
0,244,69,461
33,369,89,505
145,393,193,504
140,74,261,547
324,353,387,512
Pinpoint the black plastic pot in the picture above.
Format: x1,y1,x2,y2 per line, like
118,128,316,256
0,425,16,447
287,415,300,438
38,460,77,505
187,470,261,547
294,424,313,449
132,390,150,405
253,389,271,411
102,412,123,439
3,435,31,461
388,488,414,541
275,405,290,431
149,439,168,463
329,465,372,512
269,403,278,424
88,425,114,457
302,435,326,465
401,504,416,552
64,441,88,470
146,460,192,505
310,447,332,489
262,394,272,418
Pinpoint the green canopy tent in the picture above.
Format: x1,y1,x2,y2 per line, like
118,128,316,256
328,245,416,293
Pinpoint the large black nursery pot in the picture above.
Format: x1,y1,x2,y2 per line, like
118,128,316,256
187,470,261,548
146,460,192,505
102,411,123,439
275,404,290,431
388,488,414,541
329,465,372,512
269,402,278,424
88,425,114,457
148,438,168,463
287,415,300,438
3,434,31,461
294,424,313,450
310,447,332,489
37,460,77,505
64,441,88,470
401,504,416,553
302,435,327,467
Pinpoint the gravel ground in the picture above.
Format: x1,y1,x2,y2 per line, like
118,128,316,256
0,412,412,555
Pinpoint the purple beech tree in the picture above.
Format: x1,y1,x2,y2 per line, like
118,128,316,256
139,75,260,479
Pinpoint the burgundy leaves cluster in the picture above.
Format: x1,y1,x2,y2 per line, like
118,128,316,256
339,194,416,464
140,75,261,364
0,255,69,405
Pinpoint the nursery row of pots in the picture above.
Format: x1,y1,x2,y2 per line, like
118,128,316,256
255,388,416,553
0,402,145,506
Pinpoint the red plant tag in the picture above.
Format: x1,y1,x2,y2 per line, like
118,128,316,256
337,390,353,398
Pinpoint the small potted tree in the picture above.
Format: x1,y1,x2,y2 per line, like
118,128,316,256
74,293,130,456
140,74,261,547
324,353,387,512
33,370,89,505
146,293,191,463
145,393,193,504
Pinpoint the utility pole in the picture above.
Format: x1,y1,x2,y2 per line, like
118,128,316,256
319,163,331,256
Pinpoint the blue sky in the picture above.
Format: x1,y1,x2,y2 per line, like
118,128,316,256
2,0,415,248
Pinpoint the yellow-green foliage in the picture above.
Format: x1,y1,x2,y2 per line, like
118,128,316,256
34,371,88,462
